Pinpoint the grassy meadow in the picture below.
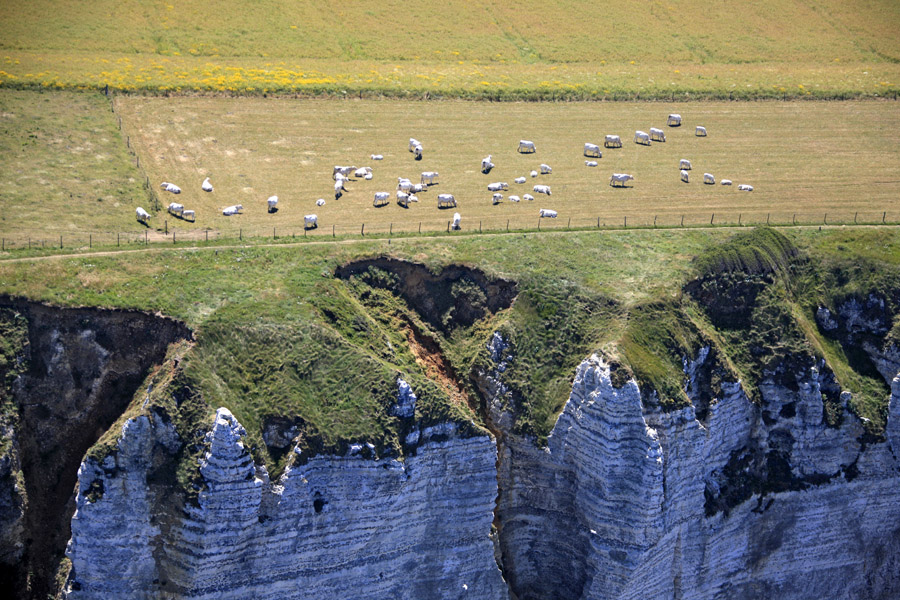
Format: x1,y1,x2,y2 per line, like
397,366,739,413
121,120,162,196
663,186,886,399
0,0,898,98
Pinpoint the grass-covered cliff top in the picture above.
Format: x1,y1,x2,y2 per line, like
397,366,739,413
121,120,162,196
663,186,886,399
1,226,899,474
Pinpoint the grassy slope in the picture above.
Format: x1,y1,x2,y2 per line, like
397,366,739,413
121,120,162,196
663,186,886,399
0,1,898,97
5,90,899,240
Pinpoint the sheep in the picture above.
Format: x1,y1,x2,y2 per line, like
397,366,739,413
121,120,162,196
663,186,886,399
509,195,521,203
222,204,243,216
136,207,151,223
160,182,181,194
721,179,733,186
680,159,692,170
533,184,551,196
316,199,326,206
703,173,715,184
437,193,456,208
408,194,419,203
680,170,690,183
364,171,374,180
201,177,213,192
182,209,196,222
413,143,423,161
409,138,421,152
604,134,622,148
738,184,754,191
539,208,558,218
585,161,598,167
609,173,635,187
518,140,536,153
523,194,535,201
267,195,278,213
540,164,552,175
410,183,427,194
481,155,494,174
530,170,538,178
634,131,651,145
492,192,503,205
487,182,509,192
584,143,602,158
696,126,707,137
354,167,372,179
334,180,346,199
374,192,390,207
397,177,413,192
451,212,461,230
304,214,318,229
397,191,410,207
333,166,356,179
514,176,526,184
167,202,184,216
667,114,682,127
650,127,666,142
421,171,439,185
370,154,384,160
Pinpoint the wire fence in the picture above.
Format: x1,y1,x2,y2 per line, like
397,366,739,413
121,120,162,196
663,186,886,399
0,210,896,255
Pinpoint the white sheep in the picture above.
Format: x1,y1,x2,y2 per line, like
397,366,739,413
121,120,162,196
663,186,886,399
523,194,535,201
267,196,278,212
421,171,439,185
451,212,461,230
182,209,196,221
680,170,690,183
514,176,526,184
539,208,558,218
650,127,666,142
540,164,552,174
136,207,151,223
487,182,509,192
304,214,318,229
354,167,372,179
518,140,536,153
584,143,601,157
530,170,538,178
167,202,184,216
410,183,427,194
160,182,181,194
409,138,421,152
533,184,551,195
316,199,326,206
201,177,213,192
437,193,456,208
585,161,598,167
634,131,651,145
703,173,715,185
492,192,503,205
413,143,423,160
680,159,692,170
738,184,754,191
397,191,410,207
481,155,494,174
334,180,346,199
667,114,682,127
370,154,384,160
604,134,622,148
333,166,356,179
509,195,521,203
721,179,733,186
374,192,390,207
696,126,708,137
408,193,419,203
609,173,635,187
222,204,243,216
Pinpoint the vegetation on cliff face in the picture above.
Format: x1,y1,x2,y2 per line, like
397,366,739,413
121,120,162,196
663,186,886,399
0,309,28,455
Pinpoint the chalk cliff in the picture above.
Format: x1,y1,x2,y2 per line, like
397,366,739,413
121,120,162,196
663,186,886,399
65,407,507,599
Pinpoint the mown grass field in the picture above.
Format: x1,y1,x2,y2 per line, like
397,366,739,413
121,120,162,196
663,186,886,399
106,96,899,238
0,0,897,98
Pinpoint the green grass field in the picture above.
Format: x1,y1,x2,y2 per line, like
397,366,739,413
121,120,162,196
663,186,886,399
1,0,898,98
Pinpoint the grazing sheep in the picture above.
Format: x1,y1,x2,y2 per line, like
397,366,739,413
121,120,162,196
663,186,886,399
421,171,439,185
540,164,552,175
667,114,682,127
167,202,184,216
680,170,690,183
584,143,601,158
333,166,356,179
539,208,558,218
397,178,413,192
437,193,456,208
136,207,151,223
492,192,503,205
680,159,692,170
533,184,551,195
649,127,666,142
334,180,346,199
481,155,494,174
530,170,538,178
201,177,213,192
451,212,461,230
609,173,635,187
267,196,278,213
304,214,318,229
696,126,707,137
634,131,651,145
409,138,421,152
604,134,622,148
703,173,715,185
413,143,423,160
374,192,390,207
518,140,536,153
182,209,196,221
397,191,410,207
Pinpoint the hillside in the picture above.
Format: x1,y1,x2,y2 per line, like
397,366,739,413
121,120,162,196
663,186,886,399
1,0,898,98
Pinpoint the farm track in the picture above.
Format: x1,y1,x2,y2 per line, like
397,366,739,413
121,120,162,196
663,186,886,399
2,223,897,265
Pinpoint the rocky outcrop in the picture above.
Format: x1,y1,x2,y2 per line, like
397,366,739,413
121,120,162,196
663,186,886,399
487,348,900,600
65,407,507,599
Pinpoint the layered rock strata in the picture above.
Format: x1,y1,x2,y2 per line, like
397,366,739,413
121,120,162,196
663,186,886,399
66,408,507,599
487,348,900,600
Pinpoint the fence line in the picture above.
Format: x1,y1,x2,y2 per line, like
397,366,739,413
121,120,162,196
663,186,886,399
110,95,160,212
0,210,897,255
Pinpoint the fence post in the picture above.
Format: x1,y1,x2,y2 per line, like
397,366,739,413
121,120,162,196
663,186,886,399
117,233,120,247
206,230,208,242
710,213,715,225
597,217,600,228
653,215,657,228
567,217,571,229
738,213,741,226
89,234,92,248
479,221,482,232
767,213,770,225
361,223,365,236
145,230,148,244
824,214,827,225
792,214,796,225
538,219,541,231
390,223,392,236
332,225,335,237
419,222,422,234
2,239,4,251
274,227,276,239
854,212,858,224
883,211,887,223
447,221,450,232
61,235,64,249
681,215,684,227
173,230,176,244
507,219,509,232
240,228,242,241
165,220,168,235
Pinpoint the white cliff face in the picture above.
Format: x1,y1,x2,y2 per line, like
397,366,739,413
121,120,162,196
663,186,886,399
490,351,900,600
66,408,507,599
